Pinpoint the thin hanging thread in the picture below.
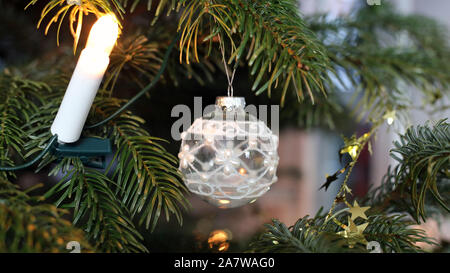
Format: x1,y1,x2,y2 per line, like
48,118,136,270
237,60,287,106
218,34,236,97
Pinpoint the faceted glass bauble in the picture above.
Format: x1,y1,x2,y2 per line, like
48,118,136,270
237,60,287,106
178,97,279,208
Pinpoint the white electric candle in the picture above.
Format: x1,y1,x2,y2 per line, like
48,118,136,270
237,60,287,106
51,14,119,143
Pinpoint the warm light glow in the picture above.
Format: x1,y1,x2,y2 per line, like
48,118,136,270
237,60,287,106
86,14,119,55
218,244,228,251
218,199,230,204
387,117,394,125
208,230,230,252
238,168,247,175
383,110,396,126
348,145,358,158
208,230,228,242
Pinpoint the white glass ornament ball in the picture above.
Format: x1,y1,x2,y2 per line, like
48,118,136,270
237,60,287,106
178,97,279,209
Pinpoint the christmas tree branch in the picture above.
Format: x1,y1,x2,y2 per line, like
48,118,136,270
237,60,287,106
21,88,141,252
0,177,93,252
44,157,148,252
248,209,433,253
367,119,450,223
26,0,331,104
105,26,219,94
307,3,450,123
176,0,330,103
90,97,189,231
247,216,352,253
105,33,162,94
9,70,189,251
25,0,123,52
0,72,50,177
250,120,448,253
363,214,437,253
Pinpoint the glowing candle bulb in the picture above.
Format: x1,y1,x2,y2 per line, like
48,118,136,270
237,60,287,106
51,14,119,143
85,14,119,55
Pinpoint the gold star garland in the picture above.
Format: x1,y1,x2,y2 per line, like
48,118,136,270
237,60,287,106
336,216,369,247
340,132,371,161
322,125,382,249
331,134,373,247
348,200,370,221
383,109,396,125
335,201,372,248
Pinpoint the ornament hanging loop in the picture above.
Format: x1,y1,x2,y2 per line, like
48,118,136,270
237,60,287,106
67,0,82,5
218,34,237,97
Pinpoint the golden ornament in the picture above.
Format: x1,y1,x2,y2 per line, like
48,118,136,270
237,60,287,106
336,216,369,248
348,200,370,221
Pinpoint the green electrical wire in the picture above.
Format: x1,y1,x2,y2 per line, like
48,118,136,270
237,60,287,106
0,32,180,171
85,32,181,129
0,134,58,171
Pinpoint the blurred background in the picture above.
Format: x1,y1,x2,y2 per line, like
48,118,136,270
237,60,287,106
1,0,449,252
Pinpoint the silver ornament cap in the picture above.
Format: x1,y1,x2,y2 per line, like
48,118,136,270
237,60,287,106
215,96,246,110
